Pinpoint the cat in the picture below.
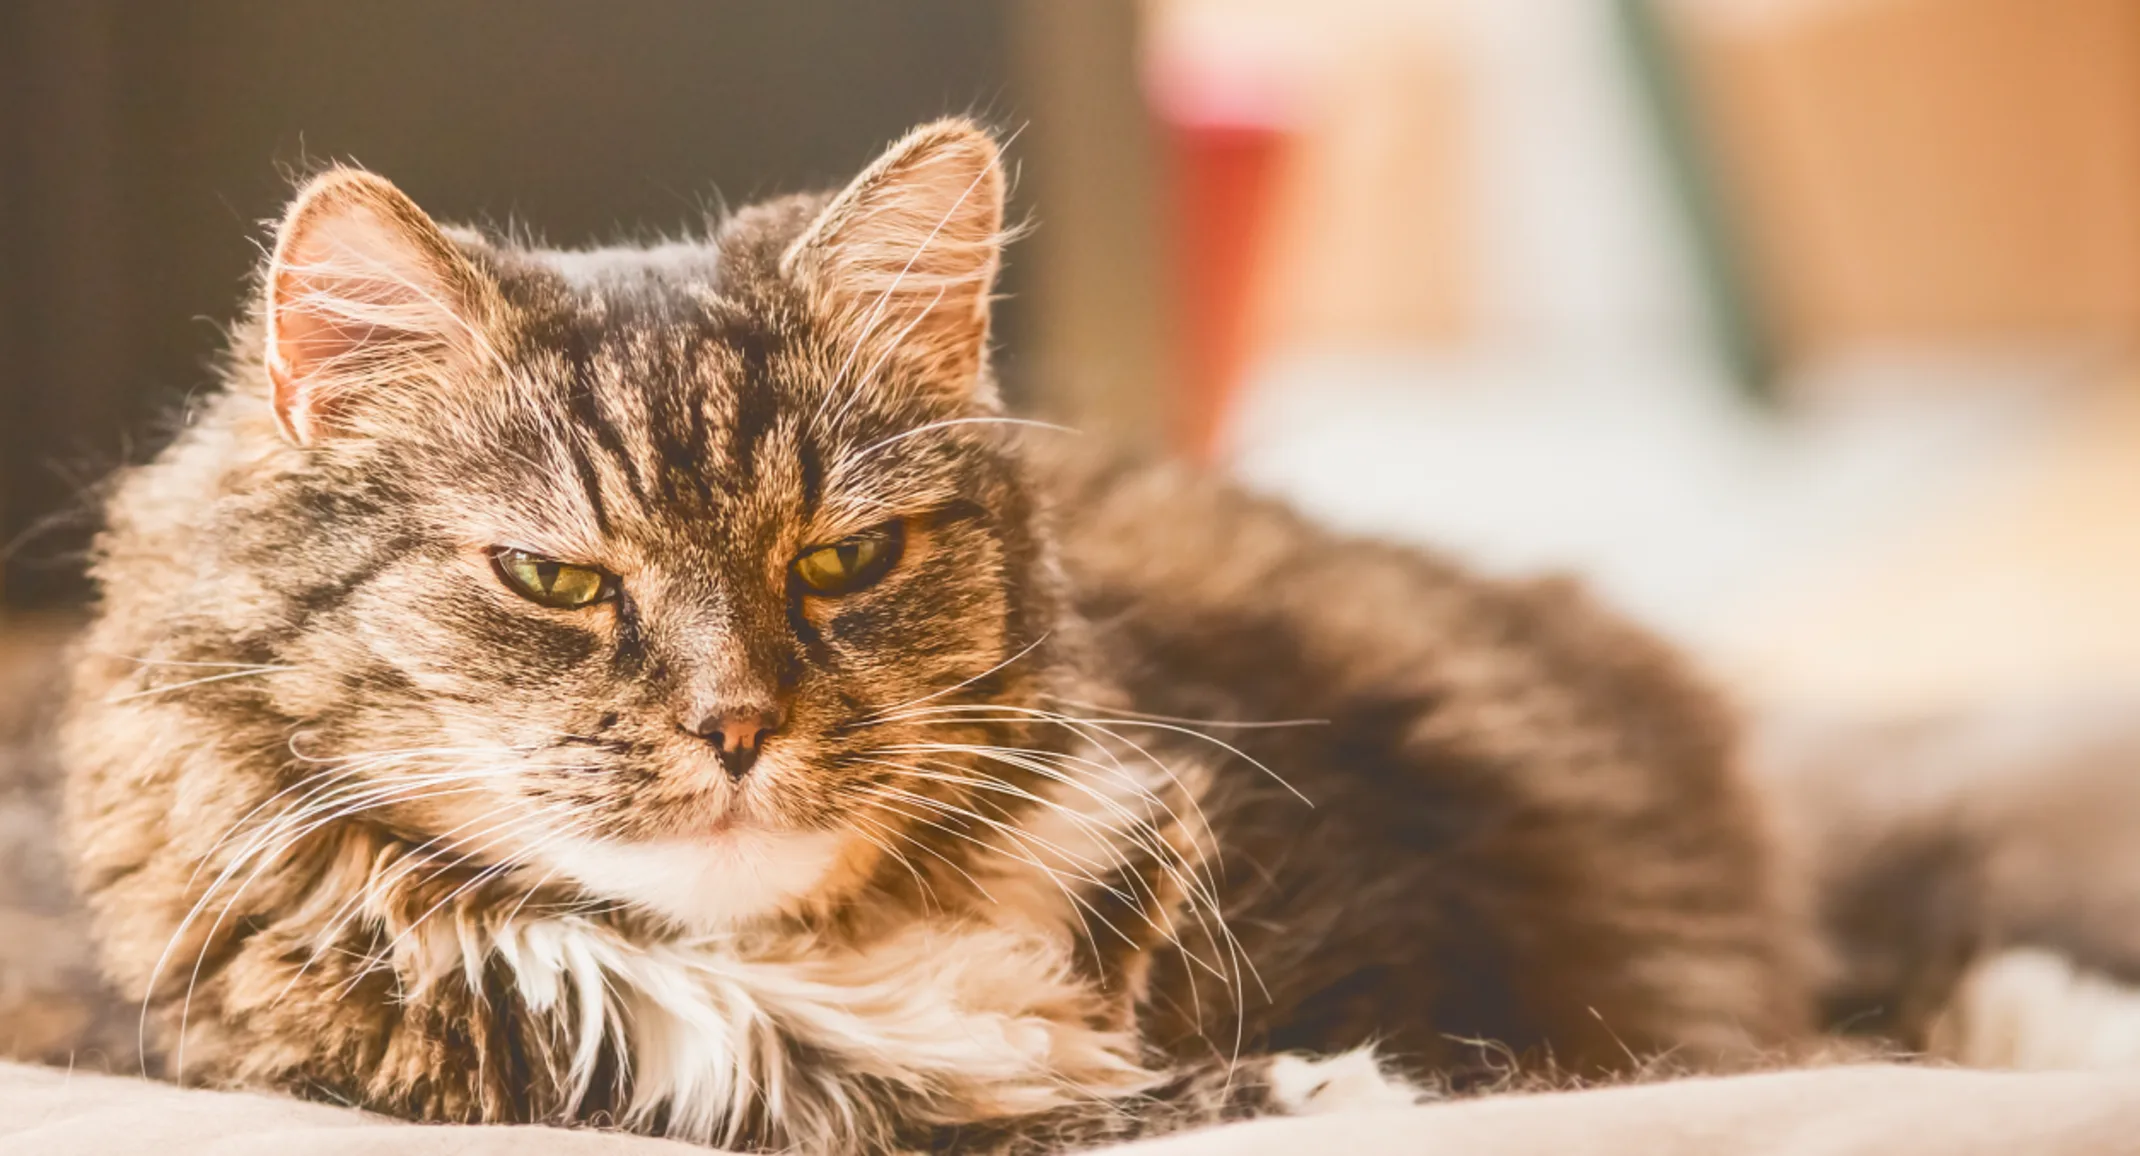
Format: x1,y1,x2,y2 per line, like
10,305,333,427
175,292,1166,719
59,119,1811,1152
1757,702,2140,1065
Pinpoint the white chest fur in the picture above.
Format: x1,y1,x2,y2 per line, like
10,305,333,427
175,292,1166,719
398,744,1203,1145
539,828,851,928
453,913,1153,1147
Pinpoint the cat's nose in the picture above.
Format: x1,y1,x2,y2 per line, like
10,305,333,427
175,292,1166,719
686,703,787,781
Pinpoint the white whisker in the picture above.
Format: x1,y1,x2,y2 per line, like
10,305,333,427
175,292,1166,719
832,417,1076,480
106,666,294,703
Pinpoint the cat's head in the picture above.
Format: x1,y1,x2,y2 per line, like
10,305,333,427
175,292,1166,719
193,121,1066,927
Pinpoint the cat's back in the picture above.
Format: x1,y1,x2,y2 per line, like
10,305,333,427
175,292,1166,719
1041,450,1813,1078
1042,449,1732,764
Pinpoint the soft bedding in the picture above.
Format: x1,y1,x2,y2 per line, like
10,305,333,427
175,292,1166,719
6,1062,2139,1156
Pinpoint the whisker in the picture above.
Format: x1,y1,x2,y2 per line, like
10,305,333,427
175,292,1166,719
271,798,586,1009
838,790,998,903
333,813,595,1002
844,634,1050,728
162,766,526,1077
1040,695,1330,732
847,773,1120,892
106,655,294,671
881,735,1263,1019
832,417,1077,480
879,740,1209,882
854,766,1177,965
144,753,485,1062
858,753,1233,983
106,666,292,703
869,702,1311,804
843,812,943,914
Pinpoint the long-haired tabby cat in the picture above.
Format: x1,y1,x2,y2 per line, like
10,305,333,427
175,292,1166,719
60,121,1809,1151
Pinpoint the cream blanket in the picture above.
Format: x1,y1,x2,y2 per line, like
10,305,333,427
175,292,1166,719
5,1062,2138,1155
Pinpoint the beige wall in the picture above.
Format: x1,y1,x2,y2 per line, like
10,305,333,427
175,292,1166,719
1677,0,2140,355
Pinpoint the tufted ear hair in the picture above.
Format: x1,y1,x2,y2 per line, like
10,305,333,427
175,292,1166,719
782,120,1009,406
263,167,503,446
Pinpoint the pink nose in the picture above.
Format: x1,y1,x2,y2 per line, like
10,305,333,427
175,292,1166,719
687,705,786,780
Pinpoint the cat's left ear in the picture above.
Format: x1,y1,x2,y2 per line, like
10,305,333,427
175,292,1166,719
783,120,1008,406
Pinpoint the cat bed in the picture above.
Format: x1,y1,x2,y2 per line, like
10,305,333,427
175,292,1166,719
6,1062,2136,1155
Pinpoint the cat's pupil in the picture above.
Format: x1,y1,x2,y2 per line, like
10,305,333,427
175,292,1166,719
536,559,561,591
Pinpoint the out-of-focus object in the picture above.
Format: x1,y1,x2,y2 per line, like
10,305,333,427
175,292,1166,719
1012,0,1172,449
1143,25,1295,459
1143,0,1475,457
1617,0,1777,398
1165,115,1286,460
1145,1,1735,452
1755,693,2140,1055
1933,948,2140,1070
1727,375,2140,713
1672,0,2140,357
0,616,134,1069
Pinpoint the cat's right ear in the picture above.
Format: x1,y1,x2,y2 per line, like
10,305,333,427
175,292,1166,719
264,168,501,446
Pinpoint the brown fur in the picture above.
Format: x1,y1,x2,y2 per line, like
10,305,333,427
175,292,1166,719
1049,455,1810,1081
1757,702,2140,1052
58,120,1811,1151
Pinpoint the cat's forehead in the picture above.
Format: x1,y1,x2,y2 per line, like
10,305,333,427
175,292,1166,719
449,234,969,563
506,238,741,351
541,239,726,294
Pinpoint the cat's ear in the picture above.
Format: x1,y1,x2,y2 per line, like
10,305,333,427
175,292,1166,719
264,168,501,446
783,120,1008,405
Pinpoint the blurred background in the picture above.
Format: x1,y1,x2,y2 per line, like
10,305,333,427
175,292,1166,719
5,0,2140,736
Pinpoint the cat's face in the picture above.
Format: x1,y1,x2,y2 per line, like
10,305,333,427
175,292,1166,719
246,123,1052,927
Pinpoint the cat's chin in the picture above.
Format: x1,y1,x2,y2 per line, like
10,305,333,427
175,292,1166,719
537,827,852,930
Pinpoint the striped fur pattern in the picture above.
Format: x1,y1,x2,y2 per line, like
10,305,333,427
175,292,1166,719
59,121,1811,1151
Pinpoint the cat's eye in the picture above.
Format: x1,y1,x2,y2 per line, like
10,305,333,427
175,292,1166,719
492,549,614,610
792,521,905,597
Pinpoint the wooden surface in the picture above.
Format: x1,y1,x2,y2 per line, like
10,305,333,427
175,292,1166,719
1676,0,2140,355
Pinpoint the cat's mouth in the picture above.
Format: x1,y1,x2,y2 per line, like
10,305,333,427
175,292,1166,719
644,761,783,842
642,788,757,842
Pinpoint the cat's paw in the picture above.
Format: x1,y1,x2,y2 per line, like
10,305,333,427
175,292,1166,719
1265,1049,1427,1115
1931,947,2140,1069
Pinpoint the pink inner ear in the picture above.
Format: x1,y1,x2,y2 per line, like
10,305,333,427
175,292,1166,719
267,303,381,444
263,188,472,446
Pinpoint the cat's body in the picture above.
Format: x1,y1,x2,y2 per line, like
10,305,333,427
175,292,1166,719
1056,456,1803,1077
60,121,1807,1152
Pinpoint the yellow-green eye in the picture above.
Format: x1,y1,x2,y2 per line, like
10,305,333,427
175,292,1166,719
793,521,905,597
492,549,613,610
